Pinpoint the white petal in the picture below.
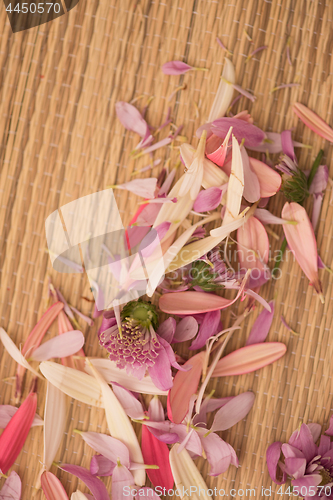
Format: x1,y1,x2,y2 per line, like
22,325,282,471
222,135,244,226
207,58,235,122
44,382,67,470
0,327,43,379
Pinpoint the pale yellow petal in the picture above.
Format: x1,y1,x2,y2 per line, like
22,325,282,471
44,382,67,470
0,327,43,380
222,134,244,226
207,58,235,122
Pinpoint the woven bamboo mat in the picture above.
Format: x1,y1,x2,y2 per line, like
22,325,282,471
1,0,333,498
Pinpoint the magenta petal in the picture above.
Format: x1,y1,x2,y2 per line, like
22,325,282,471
193,187,224,212
291,474,322,491
210,392,255,432
209,118,266,147
115,101,150,138
246,301,275,346
190,310,221,350
325,415,333,436
201,433,232,476
281,130,297,161
157,318,176,344
307,423,322,443
173,317,198,343
61,464,110,500
281,443,304,459
0,471,21,499
289,424,317,462
284,457,307,479
112,465,135,500
266,442,287,484
157,335,188,373
111,384,145,420
90,455,115,476
318,435,331,455
162,61,193,75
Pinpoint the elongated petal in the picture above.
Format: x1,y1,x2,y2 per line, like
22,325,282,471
241,147,260,203
148,397,165,422
87,361,145,486
0,392,37,474
15,302,63,400
61,465,109,500
31,331,84,362
142,423,174,490
44,382,67,470
206,126,232,167
162,61,193,75
199,118,266,148
115,101,150,138
193,187,224,212
0,405,43,429
210,392,255,432
249,158,281,197
207,58,235,122
90,455,115,476
40,362,103,407
112,178,157,199
41,471,69,500
173,317,198,343
200,433,232,476
112,464,135,500
237,216,269,267
254,209,290,225
111,384,145,420
222,135,244,225
309,164,328,195
282,202,323,300
178,132,206,200
190,310,221,350
79,431,129,467
0,471,21,500
148,345,173,391
0,328,43,381
167,352,205,424
57,310,85,372
281,130,297,161
85,358,167,396
169,444,212,499
266,442,287,485
246,301,275,345
212,342,286,377
293,102,333,143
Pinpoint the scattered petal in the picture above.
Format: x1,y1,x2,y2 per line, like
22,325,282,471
31,331,85,362
246,301,275,345
61,465,109,500
293,102,333,143
41,471,69,500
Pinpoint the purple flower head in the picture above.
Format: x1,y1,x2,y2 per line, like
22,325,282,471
98,299,183,391
267,416,333,499
276,154,309,204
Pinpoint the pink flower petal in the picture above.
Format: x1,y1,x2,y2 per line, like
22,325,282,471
246,301,275,345
111,384,145,420
266,441,287,485
115,101,150,138
212,342,287,377
167,352,205,424
162,61,194,75
173,317,198,343
210,392,255,432
113,178,157,199
241,147,261,202
205,126,232,166
30,331,84,362
159,289,242,315
141,421,174,490
112,464,135,500
197,117,265,148
78,431,130,468
284,457,307,479
291,474,322,491
0,471,21,500
156,317,176,344
325,415,333,436
254,209,289,225
249,158,281,197
90,455,115,476
190,310,221,350
282,202,323,300
148,346,173,391
200,433,232,476
193,186,225,212
309,165,328,195
41,471,69,500
61,464,110,500
281,130,297,161
293,102,333,143
0,405,43,429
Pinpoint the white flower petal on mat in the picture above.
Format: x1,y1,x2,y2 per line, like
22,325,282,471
0,327,43,380
43,382,67,470
207,58,235,122
39,361,103,407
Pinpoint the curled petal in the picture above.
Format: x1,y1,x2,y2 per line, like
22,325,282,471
206,126,232,167
246,301,275,345
61,465,109,500
212,342,287,377
309,164,328,195
266,442,287,485
173,317,198,343
282,202,323,301
293,102,333,143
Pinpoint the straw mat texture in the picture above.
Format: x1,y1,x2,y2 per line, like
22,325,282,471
0,0,333,498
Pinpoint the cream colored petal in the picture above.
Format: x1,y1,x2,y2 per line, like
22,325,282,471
181,143,229,189
169,444,212,499
222,135,244,226
207,58,235,122
0,327,43,380
44,382,67,470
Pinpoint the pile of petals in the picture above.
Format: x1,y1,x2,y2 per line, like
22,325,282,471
1,51,333,499
266,415,333,499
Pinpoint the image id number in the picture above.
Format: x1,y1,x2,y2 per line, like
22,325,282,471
6,3,61,14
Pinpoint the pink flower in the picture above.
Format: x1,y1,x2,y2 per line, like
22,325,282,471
266,415,333,499
282,202,324,302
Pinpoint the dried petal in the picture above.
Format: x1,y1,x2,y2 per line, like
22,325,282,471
212,342,287,377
